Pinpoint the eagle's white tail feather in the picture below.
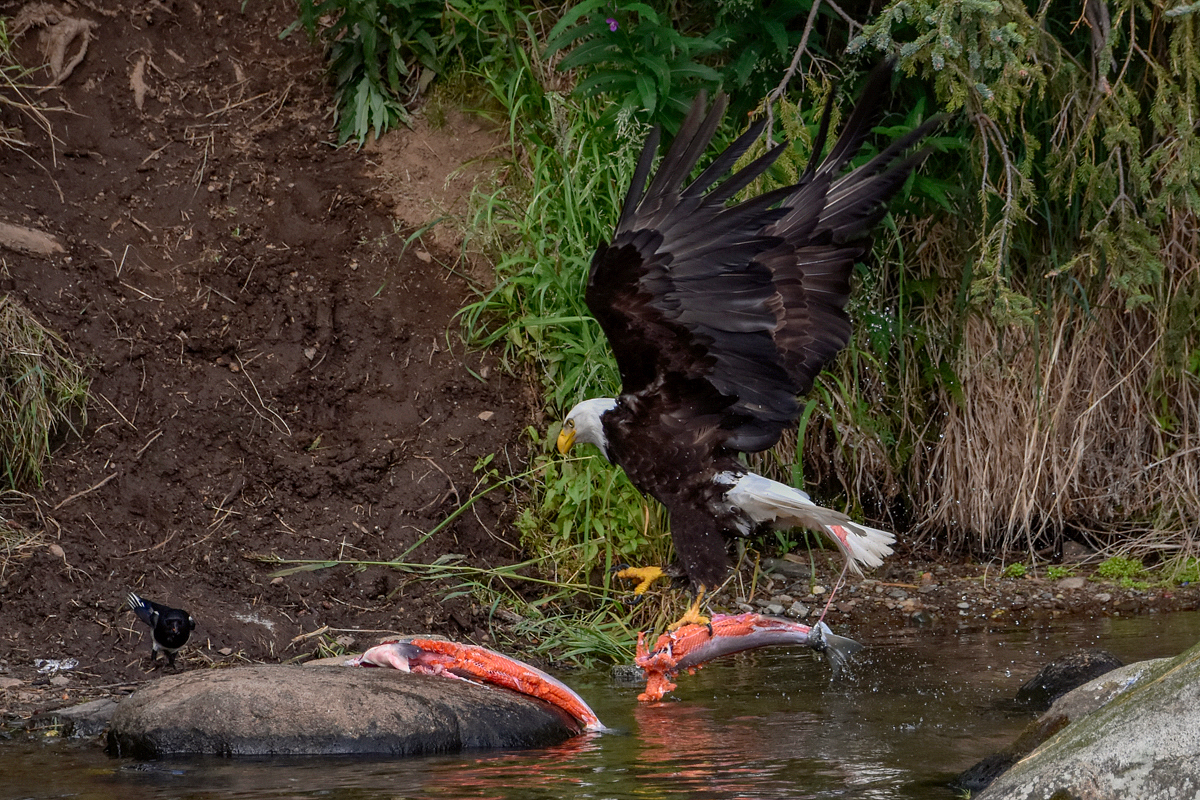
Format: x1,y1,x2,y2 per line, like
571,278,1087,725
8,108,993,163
726,472,894,574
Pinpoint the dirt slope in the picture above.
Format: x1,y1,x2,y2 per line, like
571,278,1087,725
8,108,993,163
0,0,528,715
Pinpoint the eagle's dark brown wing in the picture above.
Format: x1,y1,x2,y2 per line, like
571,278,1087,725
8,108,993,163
586,65,936,455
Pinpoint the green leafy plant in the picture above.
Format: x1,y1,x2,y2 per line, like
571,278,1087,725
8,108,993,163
514,430,670,585
545,0,723,129
458,66,637,410
1002,562,1026,579
1095,556,1150,589
1045,565,1075,580
288,0,522,143
1169,557,1200,586
544,0,847,130
289,0,434,142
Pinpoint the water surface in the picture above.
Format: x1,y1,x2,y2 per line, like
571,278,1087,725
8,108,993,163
5,611,1198,800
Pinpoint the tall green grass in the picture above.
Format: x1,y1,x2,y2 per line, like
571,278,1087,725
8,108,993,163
0,297,89,490
457,52,680,596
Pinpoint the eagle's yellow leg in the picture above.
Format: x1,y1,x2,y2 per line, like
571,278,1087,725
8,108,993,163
667,585,710,630
613,565,667,595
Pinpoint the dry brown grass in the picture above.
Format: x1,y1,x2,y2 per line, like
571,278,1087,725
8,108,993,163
914,209,1200,560
751,207,1200,565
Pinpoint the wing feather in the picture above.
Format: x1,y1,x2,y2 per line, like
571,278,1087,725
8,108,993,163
586,65,936,454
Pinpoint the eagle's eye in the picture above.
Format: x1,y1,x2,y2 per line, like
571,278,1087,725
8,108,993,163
565,419,575,430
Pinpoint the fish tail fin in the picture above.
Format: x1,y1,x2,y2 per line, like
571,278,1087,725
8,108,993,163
810,621,863,675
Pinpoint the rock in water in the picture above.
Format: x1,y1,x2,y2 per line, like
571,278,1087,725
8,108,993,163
956,649,1125,793
1014,648,1123,712
106,665,582,757
973,647,1200,800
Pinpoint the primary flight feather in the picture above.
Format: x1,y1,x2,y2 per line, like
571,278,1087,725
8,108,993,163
556,65,937,614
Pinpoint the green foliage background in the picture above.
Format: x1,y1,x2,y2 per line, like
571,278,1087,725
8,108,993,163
295,0,1200,578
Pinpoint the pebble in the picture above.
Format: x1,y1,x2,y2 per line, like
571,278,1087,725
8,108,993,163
1057,577,1087,590
787,601,809,619
956,602,971,610
918,584,938,594
811,585,826,596
765,603,785,616
887,588,908,600
1095,593,1112,603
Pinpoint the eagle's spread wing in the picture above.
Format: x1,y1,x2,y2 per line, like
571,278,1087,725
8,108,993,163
586,65,936,454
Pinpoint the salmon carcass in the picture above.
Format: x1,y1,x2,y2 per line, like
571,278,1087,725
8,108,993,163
347,637,605,732
634,613,862,702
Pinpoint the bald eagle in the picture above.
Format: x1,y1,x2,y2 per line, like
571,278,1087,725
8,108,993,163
556,66,936,622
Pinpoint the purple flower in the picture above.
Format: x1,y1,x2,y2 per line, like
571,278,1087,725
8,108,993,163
607,18,619,31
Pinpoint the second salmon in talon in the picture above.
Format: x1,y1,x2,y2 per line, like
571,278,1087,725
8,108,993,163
634,613,863,702
348,637,606,733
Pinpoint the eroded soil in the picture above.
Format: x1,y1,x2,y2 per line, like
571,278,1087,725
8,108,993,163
1,0,530,719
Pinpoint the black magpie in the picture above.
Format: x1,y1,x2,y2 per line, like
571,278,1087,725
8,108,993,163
127,591,195,668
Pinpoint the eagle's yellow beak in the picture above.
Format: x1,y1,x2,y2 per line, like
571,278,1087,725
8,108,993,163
556,424,576,454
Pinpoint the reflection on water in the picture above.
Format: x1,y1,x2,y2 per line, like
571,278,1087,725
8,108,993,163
5,611,1199,800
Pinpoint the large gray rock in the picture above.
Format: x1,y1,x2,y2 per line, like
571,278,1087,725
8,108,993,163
106,665,582,758
976,643,1200,800
955,650,1128,793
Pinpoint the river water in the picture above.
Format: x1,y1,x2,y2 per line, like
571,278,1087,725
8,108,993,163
5,611,1199,800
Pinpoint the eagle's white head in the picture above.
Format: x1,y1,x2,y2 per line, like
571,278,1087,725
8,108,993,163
556,398,617,461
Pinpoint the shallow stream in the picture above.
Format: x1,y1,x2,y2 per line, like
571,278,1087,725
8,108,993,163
5,611,1199,800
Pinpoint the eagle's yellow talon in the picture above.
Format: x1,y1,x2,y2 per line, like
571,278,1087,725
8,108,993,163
667,587,710,630
614,565,667,595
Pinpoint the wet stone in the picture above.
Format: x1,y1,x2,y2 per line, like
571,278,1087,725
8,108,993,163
106,665,581,758
1015,649,1124,712
609,664,644,687
36,697,120,738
